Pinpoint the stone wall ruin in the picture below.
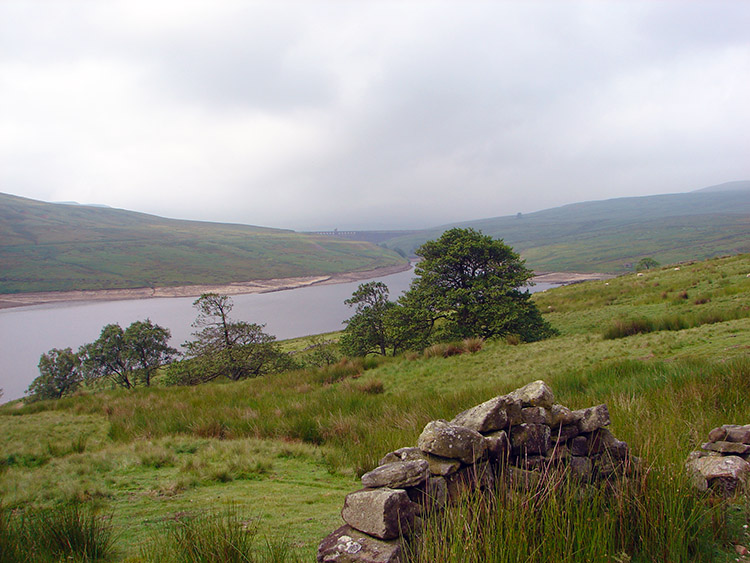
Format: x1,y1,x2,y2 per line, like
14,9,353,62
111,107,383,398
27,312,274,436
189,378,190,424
317,380,635,563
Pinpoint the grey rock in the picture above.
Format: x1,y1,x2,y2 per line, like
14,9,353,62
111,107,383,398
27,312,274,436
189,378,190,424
417,420,487,464
342,488,417,540
569,456,593,480
424,453,462,476
362,460,429,489
406,476,447,514
445,460,495,503
707,424,750,444
509,380,555,409
451,396,509,433
484,430,509,464
521,406,552,425
701,441,750,455
510,423,551,455
686,455,750,494
317,525,403,563
378,447,423,466
550,404,582,426
575,404,611,433
545,443,570,463
551,423,580,443
569,435,588,457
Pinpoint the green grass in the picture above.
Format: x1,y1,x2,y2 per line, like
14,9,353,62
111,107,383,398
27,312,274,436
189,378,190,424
1,253,749,560
0,192,407,293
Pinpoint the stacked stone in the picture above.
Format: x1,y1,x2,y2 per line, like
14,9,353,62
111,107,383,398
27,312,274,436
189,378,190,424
317,380,632,563
686,424,750,495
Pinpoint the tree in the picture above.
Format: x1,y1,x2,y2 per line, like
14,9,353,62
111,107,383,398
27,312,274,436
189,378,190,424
26,348,82,401
80,320,175,389
182,293,287,382
123,320,177,386
404,228,555,342
636,257,660,271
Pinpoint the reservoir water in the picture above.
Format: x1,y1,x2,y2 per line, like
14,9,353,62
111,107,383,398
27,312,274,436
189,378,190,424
0,267,557,402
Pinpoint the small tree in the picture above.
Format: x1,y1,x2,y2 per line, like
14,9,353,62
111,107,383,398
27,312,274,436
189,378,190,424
636,257,660,271
27,348,82,401
80,320,175,389
404,228,555,342
182,293,286,382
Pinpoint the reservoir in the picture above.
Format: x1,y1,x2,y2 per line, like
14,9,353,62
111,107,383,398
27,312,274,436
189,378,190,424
0,267,558,402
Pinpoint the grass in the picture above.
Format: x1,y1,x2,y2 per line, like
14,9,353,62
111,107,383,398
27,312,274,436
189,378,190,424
1,253,749,560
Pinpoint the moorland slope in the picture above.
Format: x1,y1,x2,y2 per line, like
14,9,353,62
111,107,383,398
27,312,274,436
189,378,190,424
383,183,750,273
0,193,407,294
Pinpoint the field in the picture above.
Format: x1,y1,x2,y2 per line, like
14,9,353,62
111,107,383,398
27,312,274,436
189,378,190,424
1,254,749,561
0,193,407,294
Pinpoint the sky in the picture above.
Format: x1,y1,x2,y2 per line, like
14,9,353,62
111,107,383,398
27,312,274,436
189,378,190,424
1,1,749,231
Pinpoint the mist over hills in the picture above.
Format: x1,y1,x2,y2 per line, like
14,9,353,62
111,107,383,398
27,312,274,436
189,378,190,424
379,182,750,273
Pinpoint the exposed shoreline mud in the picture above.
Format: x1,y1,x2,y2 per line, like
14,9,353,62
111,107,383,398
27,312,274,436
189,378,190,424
0,265,612,311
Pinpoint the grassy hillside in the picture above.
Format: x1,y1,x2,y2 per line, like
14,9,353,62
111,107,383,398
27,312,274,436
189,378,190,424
0,193,407,293
383,187,750,274
1,254,749,561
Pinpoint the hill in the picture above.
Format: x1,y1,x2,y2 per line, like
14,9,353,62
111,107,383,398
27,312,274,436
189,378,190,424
0,193,407,294
1,253,749,560
381,184,750,273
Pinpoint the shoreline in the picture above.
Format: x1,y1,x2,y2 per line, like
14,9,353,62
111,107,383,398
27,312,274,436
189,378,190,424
0,265,612,311
0,263,413,311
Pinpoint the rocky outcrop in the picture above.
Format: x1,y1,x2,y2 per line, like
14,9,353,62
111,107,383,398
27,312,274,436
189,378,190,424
686,424,750,495
317,380,635,563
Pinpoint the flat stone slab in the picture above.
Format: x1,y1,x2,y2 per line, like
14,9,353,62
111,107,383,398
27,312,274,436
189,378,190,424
708,425,750,445
318,525,403,563
362,460,429,489
510,423,551,455
702,441,750,455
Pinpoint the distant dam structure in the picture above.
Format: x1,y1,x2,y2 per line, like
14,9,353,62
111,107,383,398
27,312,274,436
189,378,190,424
307,229,415,244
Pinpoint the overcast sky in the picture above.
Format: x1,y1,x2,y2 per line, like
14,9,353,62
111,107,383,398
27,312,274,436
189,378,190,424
1,1,749,230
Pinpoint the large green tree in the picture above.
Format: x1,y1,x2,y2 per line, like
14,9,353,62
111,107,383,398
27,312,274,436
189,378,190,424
27,347,82,401
340,282,400,356
180,293,288,382
405,228,555,342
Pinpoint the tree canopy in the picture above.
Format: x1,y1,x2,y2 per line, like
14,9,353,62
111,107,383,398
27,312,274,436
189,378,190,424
408,228,554,341
27,347,82,401
341,228,555,354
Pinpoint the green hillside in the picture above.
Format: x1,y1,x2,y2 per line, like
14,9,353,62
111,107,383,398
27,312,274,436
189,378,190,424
0,193,407,293
1,254,749,561
383,186,750,273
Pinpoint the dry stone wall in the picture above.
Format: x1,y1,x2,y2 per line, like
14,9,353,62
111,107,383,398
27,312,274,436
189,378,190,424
686,424,750,495
317,380,634,563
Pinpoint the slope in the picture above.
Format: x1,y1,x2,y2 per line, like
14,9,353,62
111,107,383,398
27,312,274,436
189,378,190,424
382,185,750,274
0,193,407,293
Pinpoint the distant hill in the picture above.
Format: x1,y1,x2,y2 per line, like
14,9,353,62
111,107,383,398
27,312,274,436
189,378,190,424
693,180,750,193
381,184,750,274
0,193,407,294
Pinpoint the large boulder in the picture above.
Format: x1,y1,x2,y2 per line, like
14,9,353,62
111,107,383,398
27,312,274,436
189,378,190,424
417,420,486,464
317,525,403,563
686,454,750,494
575,404,611,433
361,460,429,489
451,396,509,433
342,488,417,540
509,380,555,409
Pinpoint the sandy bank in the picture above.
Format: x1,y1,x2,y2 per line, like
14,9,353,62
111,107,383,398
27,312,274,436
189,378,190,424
0,265,613,311
0,263,413,311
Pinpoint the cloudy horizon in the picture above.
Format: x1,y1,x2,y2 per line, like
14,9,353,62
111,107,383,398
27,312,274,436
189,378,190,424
1,1,749,231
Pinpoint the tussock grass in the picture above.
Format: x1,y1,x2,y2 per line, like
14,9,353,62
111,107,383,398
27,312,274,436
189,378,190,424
0,503,115,562
140,506,302,562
